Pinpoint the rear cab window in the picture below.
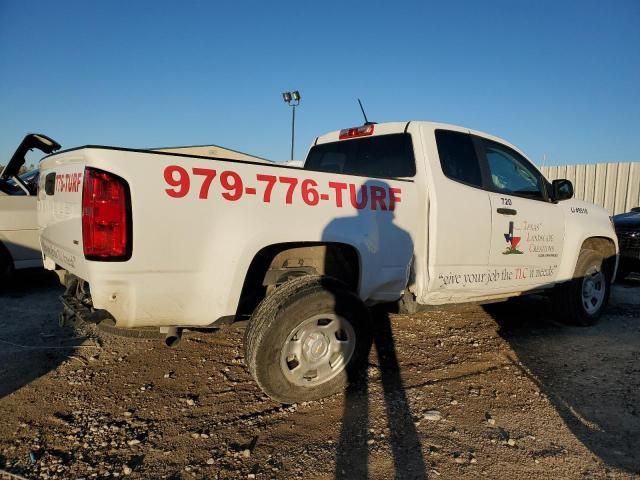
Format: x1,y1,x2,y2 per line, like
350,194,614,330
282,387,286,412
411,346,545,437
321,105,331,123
304,133,416,178
435,130,482,187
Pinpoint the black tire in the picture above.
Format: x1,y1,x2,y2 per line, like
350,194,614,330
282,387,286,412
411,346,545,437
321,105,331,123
244,275,371,404
553,248,611,326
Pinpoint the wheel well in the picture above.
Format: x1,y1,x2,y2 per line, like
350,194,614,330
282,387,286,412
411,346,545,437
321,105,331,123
581,237,617,277
235,242,360,318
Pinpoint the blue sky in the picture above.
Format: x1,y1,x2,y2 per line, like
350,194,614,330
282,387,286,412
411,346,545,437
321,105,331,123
1,0,638,166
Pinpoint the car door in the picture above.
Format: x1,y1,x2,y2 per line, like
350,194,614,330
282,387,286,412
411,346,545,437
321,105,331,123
426,128,493,295
478,137,565,291
0,195,40,267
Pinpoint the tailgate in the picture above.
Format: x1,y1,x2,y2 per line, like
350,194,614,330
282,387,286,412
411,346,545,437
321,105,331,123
38,151,88,278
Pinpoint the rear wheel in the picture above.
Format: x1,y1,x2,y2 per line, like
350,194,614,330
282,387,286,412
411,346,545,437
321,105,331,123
554,248,611,326
244,275,371,404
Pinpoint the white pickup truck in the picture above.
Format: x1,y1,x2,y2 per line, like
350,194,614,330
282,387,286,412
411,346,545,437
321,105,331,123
0,134,61,285
38,121,617,403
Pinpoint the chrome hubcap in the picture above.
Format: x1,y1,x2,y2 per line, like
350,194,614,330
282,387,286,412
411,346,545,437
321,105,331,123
582,268,605,315
303,332,330,361
280,314,356,387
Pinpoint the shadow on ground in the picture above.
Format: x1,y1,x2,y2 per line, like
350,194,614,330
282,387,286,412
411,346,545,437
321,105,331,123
485,278,640,473
0,269,73,399
335,305,427,480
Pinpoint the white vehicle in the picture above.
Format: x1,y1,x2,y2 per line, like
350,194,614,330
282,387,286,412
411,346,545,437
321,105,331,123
37,121,617,402
0,134,60,285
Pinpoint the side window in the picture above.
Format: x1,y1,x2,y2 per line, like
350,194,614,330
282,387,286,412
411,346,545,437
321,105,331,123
481,139,545,200
435,130,482,187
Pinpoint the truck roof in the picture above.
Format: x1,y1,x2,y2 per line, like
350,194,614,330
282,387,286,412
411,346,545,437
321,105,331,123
314,121,529,162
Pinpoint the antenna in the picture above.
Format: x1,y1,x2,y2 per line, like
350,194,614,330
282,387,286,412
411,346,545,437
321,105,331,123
357,98,375,125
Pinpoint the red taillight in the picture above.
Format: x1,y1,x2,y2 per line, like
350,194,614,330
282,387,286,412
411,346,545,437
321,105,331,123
82,168,131,260
338,124,375,140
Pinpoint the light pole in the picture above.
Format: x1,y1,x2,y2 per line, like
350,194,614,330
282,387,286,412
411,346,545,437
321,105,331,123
282,90,301,161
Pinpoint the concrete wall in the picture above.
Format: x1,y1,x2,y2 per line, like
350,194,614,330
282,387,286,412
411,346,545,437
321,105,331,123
541,162,640,215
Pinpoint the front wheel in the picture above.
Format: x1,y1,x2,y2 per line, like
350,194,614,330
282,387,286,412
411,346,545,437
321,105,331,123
553,248,611,326
244,275,371,404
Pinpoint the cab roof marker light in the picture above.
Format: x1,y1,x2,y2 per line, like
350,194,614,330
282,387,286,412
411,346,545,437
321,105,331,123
339,124,375,140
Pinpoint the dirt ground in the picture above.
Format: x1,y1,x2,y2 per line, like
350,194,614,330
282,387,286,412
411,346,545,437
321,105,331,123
0,271,639,480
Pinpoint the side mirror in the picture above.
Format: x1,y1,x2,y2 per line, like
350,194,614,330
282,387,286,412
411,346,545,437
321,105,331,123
551,179,573,202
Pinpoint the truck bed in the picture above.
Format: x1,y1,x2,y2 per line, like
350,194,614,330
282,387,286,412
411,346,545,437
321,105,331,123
38,144,419,328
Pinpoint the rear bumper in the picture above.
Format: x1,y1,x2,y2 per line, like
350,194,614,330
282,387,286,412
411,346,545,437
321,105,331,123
57,270,235,329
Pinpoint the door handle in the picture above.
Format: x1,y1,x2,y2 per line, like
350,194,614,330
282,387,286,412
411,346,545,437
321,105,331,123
496,208,517,215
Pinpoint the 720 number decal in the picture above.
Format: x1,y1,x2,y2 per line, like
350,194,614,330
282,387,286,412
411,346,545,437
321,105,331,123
163,165,402,211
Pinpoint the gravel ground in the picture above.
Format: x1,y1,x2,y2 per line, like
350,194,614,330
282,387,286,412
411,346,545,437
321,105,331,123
0,270,639,479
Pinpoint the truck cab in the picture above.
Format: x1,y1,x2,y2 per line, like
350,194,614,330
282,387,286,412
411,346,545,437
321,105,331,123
306,123,615,306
